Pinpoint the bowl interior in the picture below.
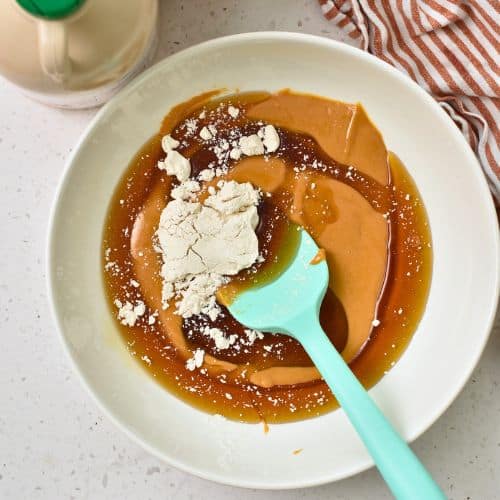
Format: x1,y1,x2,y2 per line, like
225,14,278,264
48,33,498,489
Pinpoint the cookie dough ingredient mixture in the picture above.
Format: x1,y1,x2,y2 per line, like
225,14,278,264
102,90,432,423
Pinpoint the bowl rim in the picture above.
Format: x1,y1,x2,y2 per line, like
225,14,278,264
46,31,500,490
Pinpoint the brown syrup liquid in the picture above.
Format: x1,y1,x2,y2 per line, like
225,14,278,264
102,91,432,423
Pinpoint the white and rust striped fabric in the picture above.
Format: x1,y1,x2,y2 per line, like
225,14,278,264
319,0,500,200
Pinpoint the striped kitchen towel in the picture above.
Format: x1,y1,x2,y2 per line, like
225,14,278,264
319,0,500,200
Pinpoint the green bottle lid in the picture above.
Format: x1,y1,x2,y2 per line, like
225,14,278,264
16,0,85,19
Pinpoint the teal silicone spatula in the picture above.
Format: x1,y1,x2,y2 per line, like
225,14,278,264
225,228,445,500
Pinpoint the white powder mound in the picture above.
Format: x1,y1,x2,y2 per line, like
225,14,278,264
175,273,225,319
170,180,200,201
161,134,180,153
244,328,264,345
199,126,213,141
115,124,280,331
114,299,146,327
203,326,237,350
239,134,264,156
186,348,205,371
157,135,191,182
227,105,240,118
158,150,191,182
156,180,261,319
234,124,280,159
204,180,260,215
261,124,280,153
229,147,242,160
198,168,215,182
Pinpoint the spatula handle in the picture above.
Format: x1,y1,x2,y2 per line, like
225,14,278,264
292,317,445,500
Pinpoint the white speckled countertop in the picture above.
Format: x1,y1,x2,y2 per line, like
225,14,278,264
1,1,499,499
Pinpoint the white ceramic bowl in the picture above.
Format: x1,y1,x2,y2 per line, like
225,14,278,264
47,32,499,489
